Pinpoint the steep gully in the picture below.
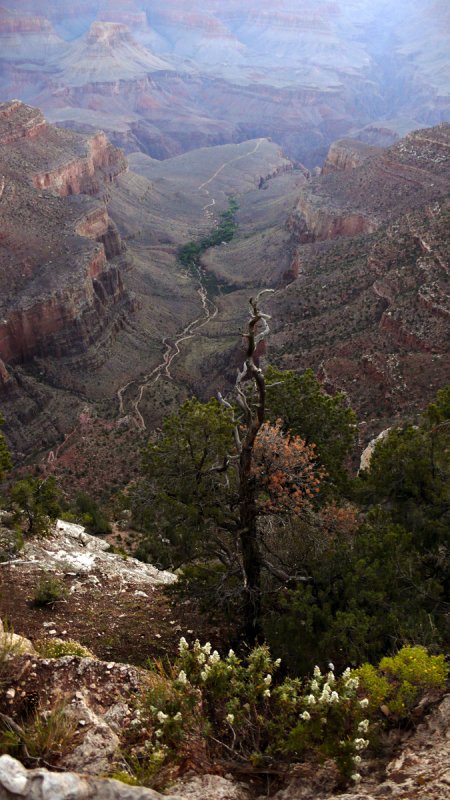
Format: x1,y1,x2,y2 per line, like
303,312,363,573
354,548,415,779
117,139,265,430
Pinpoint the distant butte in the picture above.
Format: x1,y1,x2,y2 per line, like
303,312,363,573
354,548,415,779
1,1,448,166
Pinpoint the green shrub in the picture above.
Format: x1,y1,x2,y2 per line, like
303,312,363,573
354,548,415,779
74,493,111,535
356,645,448,719
32,575,66,608
35,638,95,659
352,664,390,713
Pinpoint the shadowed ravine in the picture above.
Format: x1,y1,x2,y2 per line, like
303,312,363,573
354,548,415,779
117,267,218,430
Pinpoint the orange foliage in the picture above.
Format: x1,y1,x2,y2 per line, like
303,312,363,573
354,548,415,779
252,420,326,514
319,502,358,541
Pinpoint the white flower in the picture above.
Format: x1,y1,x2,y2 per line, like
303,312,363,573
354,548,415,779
226,713,235,724
156,711,168,723
264,674,272,686
345,677,359,691
342,667,351,680
263,689,271,698
228,649,235,658
351,773,361,783
178,637,189,653
354,738,369,751
300,710,311,721
353,755,362,764
197,652,206,664
173,712,182,722
306,694,316,705
209,650,220,664
274,658,282,667
310,679,320,692
330,691,339,703
200,670,209,681
155,728,163,738
177,670,187,685
358,719,369,733
313,665,322,678
328,662,335,671
327,671,335,684
202,642,212,655
320,684,332,703
359,698,369,708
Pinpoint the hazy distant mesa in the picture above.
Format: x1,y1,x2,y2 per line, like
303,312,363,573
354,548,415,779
0,0,449,166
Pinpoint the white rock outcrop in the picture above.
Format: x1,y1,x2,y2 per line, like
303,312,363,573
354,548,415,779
14,519,175,588
0,755,182,799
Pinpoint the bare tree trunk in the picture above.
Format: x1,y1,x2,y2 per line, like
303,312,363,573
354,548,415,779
239,446,263,642
219,290,273,643
237,291,273,643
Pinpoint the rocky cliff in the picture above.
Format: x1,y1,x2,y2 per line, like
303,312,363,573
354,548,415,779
272,123,450,443
0,101,132,371
322,139,382,175
0,5,63,61
289,125,450,242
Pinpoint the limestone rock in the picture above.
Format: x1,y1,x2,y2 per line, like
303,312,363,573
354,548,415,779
0,754,183,799
0,618,36,656
20,519,176,589
169,774,251,800
61,699,121,775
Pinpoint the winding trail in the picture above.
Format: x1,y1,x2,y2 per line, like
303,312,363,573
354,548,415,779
118,269,217,430
197,138,264,191
118,139,264,429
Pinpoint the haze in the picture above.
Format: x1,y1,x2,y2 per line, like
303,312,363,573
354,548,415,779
0,0,449,164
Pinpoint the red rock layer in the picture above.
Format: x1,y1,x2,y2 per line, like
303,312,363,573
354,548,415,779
0,101,132,369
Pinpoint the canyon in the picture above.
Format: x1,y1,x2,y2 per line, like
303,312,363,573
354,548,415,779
0,1,449,167
0,99,448,487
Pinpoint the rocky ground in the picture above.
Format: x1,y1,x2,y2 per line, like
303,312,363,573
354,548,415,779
0,519,448,800
0,518,224,666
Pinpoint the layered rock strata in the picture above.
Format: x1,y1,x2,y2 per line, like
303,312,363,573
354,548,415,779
289,125,450,242
0,101,132,372
272,123,450,441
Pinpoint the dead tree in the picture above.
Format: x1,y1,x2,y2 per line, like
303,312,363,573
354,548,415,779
219,289,274,642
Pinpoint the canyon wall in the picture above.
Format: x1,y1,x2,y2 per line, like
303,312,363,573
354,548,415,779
271,124,450,442
0,101,132,373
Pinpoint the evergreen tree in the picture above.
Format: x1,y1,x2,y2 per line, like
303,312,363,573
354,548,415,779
0,413,12,484
266,367,356,495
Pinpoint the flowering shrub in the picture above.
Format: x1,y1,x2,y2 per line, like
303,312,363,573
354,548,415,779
121,640,370,784
270,664,370,781
119,642,447,787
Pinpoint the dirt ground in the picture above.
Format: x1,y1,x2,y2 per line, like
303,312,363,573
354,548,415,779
0,562,222,668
